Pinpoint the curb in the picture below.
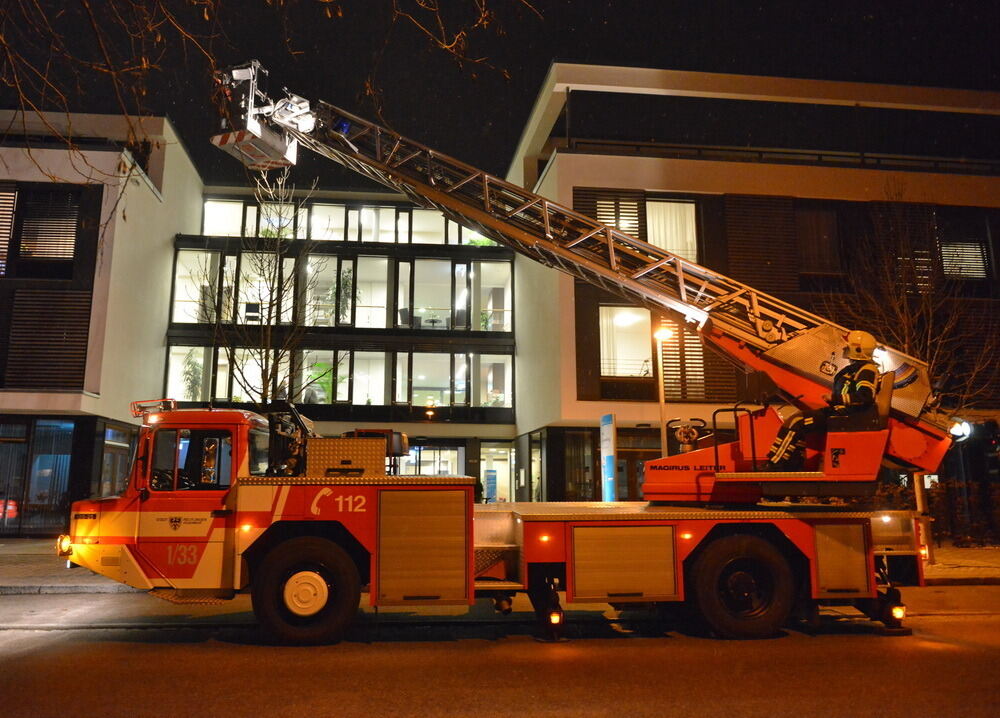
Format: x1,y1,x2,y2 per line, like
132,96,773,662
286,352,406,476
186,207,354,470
923,577,1000,586
0,584,144,595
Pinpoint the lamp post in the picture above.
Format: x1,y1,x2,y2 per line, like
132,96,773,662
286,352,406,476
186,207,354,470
653,327,674,457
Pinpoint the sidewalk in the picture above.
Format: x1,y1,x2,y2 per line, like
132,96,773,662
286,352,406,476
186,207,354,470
2,537,999,595
923,541,1000,585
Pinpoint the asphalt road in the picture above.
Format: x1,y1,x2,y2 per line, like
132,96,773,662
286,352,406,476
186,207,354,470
1,589,998,718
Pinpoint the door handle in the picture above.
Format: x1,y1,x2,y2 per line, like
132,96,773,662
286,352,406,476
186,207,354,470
211,509,233,517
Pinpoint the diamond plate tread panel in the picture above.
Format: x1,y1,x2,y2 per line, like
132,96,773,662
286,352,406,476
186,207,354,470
306,437,386,477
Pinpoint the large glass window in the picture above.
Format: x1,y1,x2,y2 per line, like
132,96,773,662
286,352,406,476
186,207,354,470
353,351,387,405
229,349,265,403
453,353,469,405
219,349,290,403
166,346,213,401
220,255,237,321
356,207,398,243
473,354,512,407
394,352,410,403
258,202,304,239
453,263,469,330
23,420,74,532
172,250,220,323
203,200,244,236
399,446,465,476
413,259,452,329
311,203,346,241
473,261,512,331
646,200,697,262
304,255,339,326
238,253,295,325
0,422,28,535
463,227,498,246
599,306,652,377
412,353,451,407
396,261,412,327
355,257,389,328
299,349,348,403
411,209,445,244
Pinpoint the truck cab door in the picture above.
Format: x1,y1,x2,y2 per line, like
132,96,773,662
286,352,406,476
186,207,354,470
136,427,234,589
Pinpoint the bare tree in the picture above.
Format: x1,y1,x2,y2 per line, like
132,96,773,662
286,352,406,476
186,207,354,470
202,168,346,409
823,180,1000,413
1,1,539,157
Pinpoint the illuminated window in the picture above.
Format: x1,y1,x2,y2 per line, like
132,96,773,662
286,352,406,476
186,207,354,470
166,346,213,401
472,261,512,331
941,241,989,279
172,250,220,323
413,259,452,329
473,354,512,407
412,209,445,244
310,204,346,241
238,253,295,324
203,200,243,236
599,307,652,377
258,202,304,239
355,257,389,328
412,353,451,406
646,200,697,262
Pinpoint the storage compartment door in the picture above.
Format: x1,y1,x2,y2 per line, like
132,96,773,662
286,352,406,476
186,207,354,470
572,525,676,601
378,489,469,605
814,522,871,597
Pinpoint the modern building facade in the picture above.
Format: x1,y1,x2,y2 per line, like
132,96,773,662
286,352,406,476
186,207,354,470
4,66,1000,534
166,186,518,493
506,64,1000,503
0,112,519,535
0,112,203,535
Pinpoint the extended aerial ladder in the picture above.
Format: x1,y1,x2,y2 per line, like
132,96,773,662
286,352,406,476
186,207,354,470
211,61,954,502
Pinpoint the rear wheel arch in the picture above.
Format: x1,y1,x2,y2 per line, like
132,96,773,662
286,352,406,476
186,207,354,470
683,522,810,598
682,523,810,639
244,520,371,588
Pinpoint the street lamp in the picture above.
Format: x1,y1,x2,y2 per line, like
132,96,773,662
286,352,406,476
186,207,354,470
653,326,674,456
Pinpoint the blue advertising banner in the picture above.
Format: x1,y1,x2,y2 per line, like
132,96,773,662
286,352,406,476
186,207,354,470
600,414,617,501
484,469,497,502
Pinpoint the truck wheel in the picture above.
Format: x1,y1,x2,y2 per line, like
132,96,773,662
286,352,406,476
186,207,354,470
252,537,360,645
690,534,793,639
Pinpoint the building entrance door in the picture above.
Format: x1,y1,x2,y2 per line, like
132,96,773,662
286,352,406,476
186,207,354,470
616,449,661,500
0,423,29,536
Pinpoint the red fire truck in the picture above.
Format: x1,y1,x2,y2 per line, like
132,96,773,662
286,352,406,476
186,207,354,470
58,62,954,643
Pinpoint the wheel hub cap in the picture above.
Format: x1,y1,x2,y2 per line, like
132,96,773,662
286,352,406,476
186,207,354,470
283,571,329,617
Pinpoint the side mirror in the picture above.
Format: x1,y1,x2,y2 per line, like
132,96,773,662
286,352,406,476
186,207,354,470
139,487,150,502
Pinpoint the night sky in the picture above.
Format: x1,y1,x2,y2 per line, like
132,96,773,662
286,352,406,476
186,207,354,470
14,1,1000,188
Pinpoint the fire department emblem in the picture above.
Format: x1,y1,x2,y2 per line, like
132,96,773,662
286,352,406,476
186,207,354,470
169,517,182,531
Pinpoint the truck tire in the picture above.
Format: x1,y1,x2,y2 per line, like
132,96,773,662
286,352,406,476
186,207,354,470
251,537,360,645
690,534,793,639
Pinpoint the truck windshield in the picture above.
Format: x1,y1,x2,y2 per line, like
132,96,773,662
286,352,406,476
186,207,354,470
249,429,270,475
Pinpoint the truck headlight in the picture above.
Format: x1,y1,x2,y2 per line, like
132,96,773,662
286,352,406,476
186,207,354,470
57,535,72,556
